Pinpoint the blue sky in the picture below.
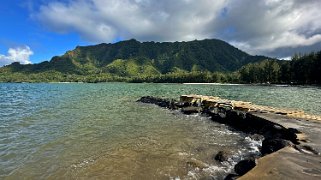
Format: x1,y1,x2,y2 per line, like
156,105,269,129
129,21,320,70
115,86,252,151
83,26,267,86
0,0,89,64
1,0,321,66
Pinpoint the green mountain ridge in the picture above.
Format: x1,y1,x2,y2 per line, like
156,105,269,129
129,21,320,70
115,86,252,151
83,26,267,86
1,39,269,76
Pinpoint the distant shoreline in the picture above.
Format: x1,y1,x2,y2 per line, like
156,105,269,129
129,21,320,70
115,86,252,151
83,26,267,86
1,82,321,87
183,82,244,85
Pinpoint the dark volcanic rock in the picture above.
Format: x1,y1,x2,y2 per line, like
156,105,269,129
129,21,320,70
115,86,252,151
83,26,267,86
224,173,240,180
182,106,202,114
261,138,293,155
259,123,298,143
214,150,233,162
288,128,301,134
234,158,257,175
137,96,178,109
175,101,191,108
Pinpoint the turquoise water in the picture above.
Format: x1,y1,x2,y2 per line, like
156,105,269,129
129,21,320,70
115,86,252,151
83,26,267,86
0,83,320,179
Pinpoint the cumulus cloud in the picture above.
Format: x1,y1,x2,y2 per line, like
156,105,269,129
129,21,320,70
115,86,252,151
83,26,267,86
35,0,226,42
216,0,321,57
34,0,321,57
0,46,33,67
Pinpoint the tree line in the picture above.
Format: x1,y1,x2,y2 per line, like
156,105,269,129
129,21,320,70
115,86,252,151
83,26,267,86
238,51,321,84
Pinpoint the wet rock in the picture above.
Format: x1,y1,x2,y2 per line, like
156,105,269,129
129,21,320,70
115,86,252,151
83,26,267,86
259,124,298,143
137,96,160,104
302,145,320,155
218,112,227,118
175,101,190,108
283,130,298,143
272,124,283,130
214,150,233,162
294,145,320,155
288,128,301,134
182,106,202,114
261,138,293,155
249,134,264,141
137,96,178,109
234,157,257,175
192,100,202,107
224,173,240,180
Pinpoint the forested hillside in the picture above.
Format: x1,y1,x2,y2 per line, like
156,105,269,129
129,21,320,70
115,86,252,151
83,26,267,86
0,39,320,84
0,39,267,76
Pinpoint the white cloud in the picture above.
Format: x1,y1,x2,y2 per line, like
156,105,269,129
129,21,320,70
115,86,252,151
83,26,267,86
34,0,226,42
34,0,321,57
0,46,33,67
216,0,321,57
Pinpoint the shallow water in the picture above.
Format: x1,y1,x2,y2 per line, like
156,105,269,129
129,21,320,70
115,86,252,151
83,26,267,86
0,83,320,179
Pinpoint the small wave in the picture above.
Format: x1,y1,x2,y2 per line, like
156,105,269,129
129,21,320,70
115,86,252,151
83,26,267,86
244,136,263,154
71,158,95,168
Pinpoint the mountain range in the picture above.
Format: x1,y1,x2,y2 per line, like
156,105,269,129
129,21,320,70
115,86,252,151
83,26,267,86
1,39,270,77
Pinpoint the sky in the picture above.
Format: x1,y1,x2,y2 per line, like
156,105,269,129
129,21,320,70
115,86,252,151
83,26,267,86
1,0,321,67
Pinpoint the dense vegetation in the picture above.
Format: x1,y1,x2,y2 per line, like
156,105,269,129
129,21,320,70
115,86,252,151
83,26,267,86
0,39,267,76
0,39,320,84
238,51,321,84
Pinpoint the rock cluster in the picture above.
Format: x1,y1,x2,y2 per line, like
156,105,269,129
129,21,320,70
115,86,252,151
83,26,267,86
137,95,308,179
136,96,179,109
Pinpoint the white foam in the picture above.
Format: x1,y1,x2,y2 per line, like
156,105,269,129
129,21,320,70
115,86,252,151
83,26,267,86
203,165,229,174
178,152,189,156
244,136,263,154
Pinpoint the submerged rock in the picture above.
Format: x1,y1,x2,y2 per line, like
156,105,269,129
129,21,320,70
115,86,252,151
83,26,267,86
234,157,257,175
214,150,233,162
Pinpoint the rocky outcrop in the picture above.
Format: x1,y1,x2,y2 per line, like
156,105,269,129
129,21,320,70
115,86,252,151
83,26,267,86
137,95,320,179
234,158,257,175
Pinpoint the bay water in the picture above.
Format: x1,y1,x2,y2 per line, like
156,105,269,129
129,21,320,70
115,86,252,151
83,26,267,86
1,83,320,179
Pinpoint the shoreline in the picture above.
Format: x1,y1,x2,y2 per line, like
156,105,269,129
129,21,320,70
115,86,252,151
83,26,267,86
2,81,321,87
137,95,321,179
